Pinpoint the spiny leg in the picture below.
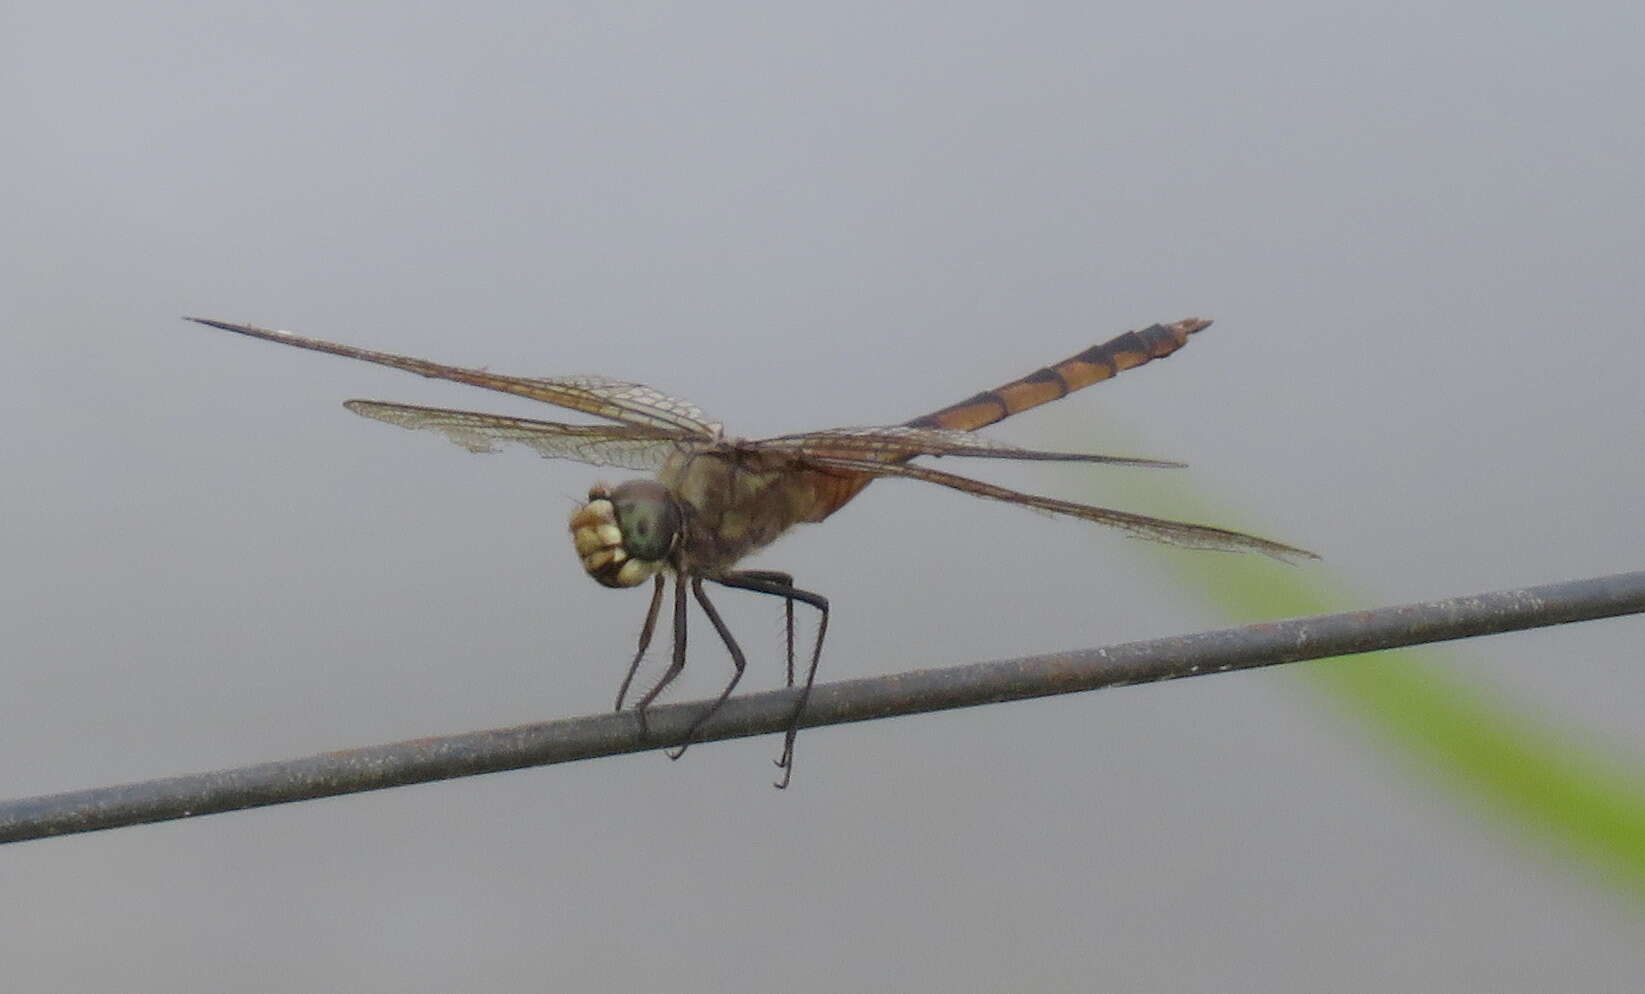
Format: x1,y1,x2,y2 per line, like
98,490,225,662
666,577,748,760
632,574,690,741
732,569,796,686
614,574,667,713
777,591,827,788
712,572,828,789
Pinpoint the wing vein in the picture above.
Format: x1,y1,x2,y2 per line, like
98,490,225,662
802,454,1316,562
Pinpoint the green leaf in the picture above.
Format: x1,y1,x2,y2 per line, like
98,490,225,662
1048,436,1645,900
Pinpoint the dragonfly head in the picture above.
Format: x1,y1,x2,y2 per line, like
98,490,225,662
569,480,682,588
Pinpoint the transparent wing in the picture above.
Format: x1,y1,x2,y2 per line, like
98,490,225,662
800,453,1317,562
753,425,1184,468
187,318,722,437
533,374,721,437
343,400,706,470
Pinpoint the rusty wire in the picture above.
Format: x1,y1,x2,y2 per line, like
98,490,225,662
3,569,1643,844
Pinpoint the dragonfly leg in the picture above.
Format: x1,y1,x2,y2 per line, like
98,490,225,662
666,577,749,760
632,574,690,741
730,570,796,685
614,574,667,713
713,571,828,789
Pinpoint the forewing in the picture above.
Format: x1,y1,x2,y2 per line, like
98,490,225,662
801,453,1317,562
344,400,701,470
754,425,1184,468
526,374,721,438
187,318,722,437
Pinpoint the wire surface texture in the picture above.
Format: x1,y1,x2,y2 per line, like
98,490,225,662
4,570,1643,844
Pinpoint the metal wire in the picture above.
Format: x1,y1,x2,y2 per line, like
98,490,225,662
3,569,1643,844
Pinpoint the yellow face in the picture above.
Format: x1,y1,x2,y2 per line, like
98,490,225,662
568,480,681,588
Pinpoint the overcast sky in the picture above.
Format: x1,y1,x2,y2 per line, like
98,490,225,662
5,2,1643,990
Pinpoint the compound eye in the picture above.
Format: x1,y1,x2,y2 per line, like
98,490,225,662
615,489,681,562
567,480,680,588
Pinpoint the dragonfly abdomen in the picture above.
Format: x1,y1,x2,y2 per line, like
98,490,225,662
905,318,1211,434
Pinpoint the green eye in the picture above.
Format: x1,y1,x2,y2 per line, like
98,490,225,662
614,487,680,562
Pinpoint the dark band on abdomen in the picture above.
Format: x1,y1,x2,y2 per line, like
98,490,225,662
904,317,1210,433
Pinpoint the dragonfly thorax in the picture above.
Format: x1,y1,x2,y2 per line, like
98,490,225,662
568,480,682,588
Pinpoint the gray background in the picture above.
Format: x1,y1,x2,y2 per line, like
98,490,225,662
5,2,1642,989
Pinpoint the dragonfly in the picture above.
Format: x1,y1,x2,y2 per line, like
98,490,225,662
187,315,1313,786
